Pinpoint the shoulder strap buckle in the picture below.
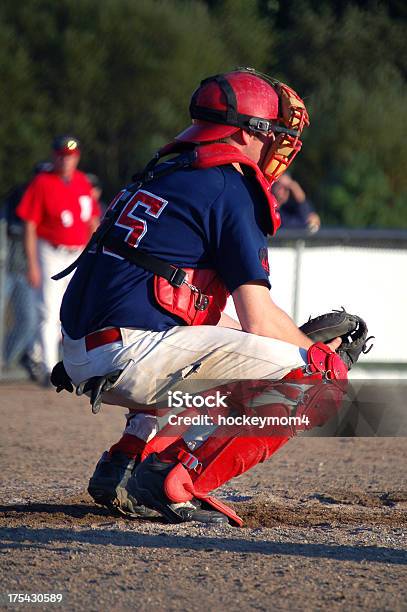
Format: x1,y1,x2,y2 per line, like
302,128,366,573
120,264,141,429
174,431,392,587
169,267,187,288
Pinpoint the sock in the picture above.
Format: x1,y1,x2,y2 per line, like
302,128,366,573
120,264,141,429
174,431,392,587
108,434,147,459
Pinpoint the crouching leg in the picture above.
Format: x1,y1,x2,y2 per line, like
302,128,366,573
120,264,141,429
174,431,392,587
124,342,348,526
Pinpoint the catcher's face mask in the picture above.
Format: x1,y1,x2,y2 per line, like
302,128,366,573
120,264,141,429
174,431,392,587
259,81,309,183
176,67,309,184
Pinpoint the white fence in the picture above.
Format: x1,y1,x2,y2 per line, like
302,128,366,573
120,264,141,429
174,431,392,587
1,224,406,379
224,229,407,371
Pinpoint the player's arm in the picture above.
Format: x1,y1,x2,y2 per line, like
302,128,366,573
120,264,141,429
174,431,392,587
233,281,313,349
278,174,306,202
89,197,102,234
88,216,100,234
16,176,43,288
233,282,341,351
24,220,41,288
88,186,102,235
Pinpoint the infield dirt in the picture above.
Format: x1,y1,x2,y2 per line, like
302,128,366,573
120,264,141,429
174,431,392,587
1,383,406,611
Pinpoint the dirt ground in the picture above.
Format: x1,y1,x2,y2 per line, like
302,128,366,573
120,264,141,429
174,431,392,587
0,382,406,611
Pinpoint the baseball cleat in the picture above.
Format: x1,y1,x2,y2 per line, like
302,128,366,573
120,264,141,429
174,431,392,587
125,454,228,525
87,451,159,518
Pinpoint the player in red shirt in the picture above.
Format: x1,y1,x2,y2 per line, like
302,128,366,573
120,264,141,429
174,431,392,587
17,135,101,383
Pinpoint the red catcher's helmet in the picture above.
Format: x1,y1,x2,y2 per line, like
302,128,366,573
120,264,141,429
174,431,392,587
175,67,309,184
175,68,280,143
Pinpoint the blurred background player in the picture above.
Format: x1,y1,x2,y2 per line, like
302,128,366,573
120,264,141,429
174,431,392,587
2,161,52,376
86,173,106,214
17,135,101,385
272,173,321,232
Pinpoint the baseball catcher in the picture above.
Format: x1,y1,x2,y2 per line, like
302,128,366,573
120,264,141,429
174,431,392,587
52,68,371,526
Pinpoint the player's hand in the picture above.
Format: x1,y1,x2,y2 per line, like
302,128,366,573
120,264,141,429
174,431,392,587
307,212,321,233
27,263,41,288
327,337,342,352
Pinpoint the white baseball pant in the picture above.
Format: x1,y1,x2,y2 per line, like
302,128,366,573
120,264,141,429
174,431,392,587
62,325,305,442
37,239,82,373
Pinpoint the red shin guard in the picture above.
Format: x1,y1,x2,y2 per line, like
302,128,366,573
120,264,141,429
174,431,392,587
163,461,244,527
156,342,348,526
162,436,289,493
156,436,289,527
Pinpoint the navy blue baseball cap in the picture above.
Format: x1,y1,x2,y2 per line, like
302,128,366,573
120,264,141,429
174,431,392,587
52,135,81,155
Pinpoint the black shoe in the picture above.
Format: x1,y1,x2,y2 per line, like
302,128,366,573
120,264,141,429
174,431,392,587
20,353,44,383
126,454,228,525
41,372,52,388
88,451,158,518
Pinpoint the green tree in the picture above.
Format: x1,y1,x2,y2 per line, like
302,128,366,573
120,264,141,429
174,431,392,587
0,17,48,193
1,0,406,228
274,2,407,227
0,0,273,200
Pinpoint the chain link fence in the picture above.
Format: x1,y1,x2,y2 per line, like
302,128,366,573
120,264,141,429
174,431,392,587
0,216,40,380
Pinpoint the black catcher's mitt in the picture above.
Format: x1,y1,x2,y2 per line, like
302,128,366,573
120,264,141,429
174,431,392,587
299,308,374,370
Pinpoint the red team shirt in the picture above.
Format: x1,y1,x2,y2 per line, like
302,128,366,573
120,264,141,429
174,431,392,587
17,170,101,247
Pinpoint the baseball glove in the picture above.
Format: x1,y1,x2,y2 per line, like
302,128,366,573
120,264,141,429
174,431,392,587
299,308,374,370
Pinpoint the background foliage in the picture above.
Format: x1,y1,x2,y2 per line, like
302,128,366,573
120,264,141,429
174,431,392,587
0,0,406,227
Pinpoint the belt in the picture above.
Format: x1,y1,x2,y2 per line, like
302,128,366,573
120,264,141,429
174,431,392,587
85,327,122,351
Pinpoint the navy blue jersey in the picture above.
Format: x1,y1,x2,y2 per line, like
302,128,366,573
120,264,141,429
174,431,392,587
61,164,270,338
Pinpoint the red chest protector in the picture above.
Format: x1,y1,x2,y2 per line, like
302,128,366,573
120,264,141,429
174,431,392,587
191,142,281,236
152,142,279,326
154,268,228,326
